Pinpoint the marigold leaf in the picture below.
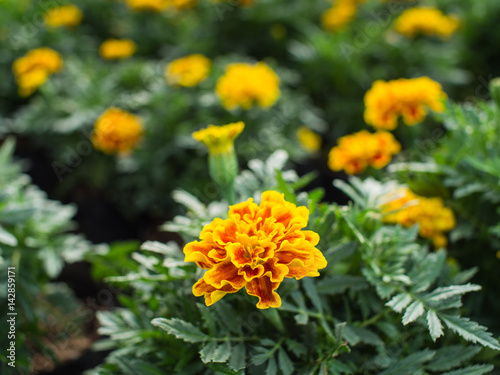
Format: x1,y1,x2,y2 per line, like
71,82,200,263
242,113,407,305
278,348,294,375
426,310,444,341
386,293,413,313
439,314,500,350
265,356,278,375
440,364,495,375
199,341,231,364
426,345,481,372
228,343,246,371
151,318,208,343
402,301,424,325
426,284,481,302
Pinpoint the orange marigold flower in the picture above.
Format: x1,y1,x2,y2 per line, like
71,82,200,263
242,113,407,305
12,47,63,97
166,54,211,87
394,7,460,39
44,4,83,28
165,0,198,10
321,0,357,32
216,62,280,110
184,191,327,309
92,108,143,154
382,188,456,248
99,39,136,60
364,77,447,130
328,130,400,174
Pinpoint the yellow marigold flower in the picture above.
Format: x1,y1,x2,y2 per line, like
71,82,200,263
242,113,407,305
328,130,400,174
382,188,456,247
44,4,83,28
297,127,321,153
166,54,211,87
12,47,63,97
394,7,460,39
192,122,244,155
364,77,447,130
92,108,143,154
216,62,280,110
125,0,167,12
99,39,136,60
321,0,357,32
184,191,327,309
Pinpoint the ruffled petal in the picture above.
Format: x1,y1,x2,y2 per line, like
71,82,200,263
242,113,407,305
245,276,282,309
204,261,246,289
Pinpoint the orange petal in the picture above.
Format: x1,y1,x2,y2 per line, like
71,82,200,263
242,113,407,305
246,276,282,309
183,241,216,269
193,278,241,306
204,261,246,289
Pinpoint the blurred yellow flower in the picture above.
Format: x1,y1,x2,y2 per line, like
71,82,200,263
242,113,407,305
364,77,447,130
166,54,211,87
92,108,143,154
216,62,280,110
328,130,400,174
297,127,321,153
321,0,357,32
165,0,197,9
382,188,456,248
184,190,327,309
394,7,460,39
125,0,167,12
99,39,136,60
12,47,63,97
192,122,244,155
44,4,83,28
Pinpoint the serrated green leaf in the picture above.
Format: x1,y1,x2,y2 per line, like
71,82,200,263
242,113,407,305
278,348,294,375
151,318,208,343
427,310,444,341
426,284,481,302
439,314,500,350
266,356,277,375
426,345,481,372
441,364,494,375
200,341,231,364
402,301,424,325
228,343,246,371
379,349,435,375
386,293,413,313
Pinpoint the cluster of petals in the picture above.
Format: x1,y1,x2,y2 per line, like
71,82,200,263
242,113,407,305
192,122,245,155
328,130,401,175
394,7,460,39
321,0,366,32
183,191,327,309
44,4,83,28
166,54,212,87
12,47,63,97
92,108,144,155
99,39,137,60
382,188,456,248
215,62,280,110
364,77,447,130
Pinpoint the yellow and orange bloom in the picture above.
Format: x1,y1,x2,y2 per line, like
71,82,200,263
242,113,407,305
364,77,447,130
125,0,168,12
44,4,83,28
92,108,143,154
99,39,136,60
166,54,211,87
184,191,327,309
297,127,322,153
192,122,244,155
382,188,456,248
216,62,280,110
328,130,400,174
394,7,460,39
12,47,63,97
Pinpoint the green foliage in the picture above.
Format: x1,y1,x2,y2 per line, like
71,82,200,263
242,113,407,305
88,158,499,374
0,138,94,372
